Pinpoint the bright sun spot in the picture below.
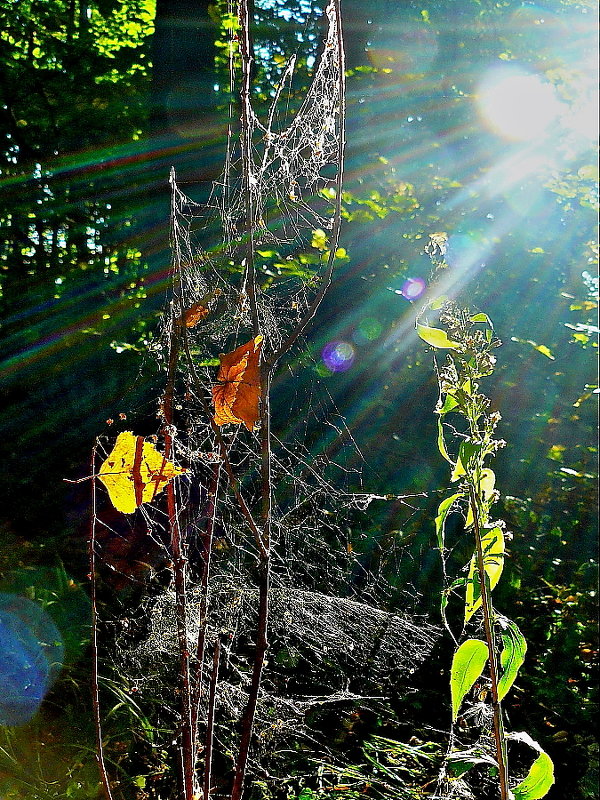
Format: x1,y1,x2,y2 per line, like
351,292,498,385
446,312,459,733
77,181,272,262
477,68,563,142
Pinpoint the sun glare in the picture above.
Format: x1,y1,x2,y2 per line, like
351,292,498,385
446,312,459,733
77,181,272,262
477,68,563,142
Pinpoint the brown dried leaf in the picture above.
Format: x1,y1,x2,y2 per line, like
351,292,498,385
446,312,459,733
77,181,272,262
183,302,210,328
212,335,263,431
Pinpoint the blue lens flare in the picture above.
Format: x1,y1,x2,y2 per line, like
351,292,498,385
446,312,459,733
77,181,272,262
322,340,355,372
400,277,427,300
0,594,64,726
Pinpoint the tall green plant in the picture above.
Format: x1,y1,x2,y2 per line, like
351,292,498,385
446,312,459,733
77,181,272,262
418,302,555,800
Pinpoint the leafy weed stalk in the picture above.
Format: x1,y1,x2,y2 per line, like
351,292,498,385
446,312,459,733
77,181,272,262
418,302,555,800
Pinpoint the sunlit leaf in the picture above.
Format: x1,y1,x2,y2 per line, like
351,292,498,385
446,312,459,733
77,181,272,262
509,732,555,800
465,526,505,622
435,492,464,551
547,444,565,462
497,617,527,701
511,337,555,360
534,344,554,359
212,336,263,431
437,418,453,464
437,393,459,416
450,441,482,482
465,468,495,527
430,295,448,310
417,324,461,349
98,431,186,515
451,639,488,721
311,228,328,251
178,289,221,328
435,393,459,464
470,312,491,324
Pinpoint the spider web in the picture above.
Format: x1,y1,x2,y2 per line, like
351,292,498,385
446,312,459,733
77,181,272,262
90,2,439,796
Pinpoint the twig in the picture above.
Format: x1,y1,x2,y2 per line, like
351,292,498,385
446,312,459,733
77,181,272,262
202,637,222,800
165,471,194,800
180,328,267,559
89,444,115,800
230,3,346,796
161,170,194,800
230,558,269,800
238,0,259,337
229,0,276,793
191,462,222,744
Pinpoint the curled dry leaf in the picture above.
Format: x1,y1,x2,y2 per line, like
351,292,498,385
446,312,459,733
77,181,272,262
98,431,187,514
183,302,210,328
212,335,263,431
179,289,222,328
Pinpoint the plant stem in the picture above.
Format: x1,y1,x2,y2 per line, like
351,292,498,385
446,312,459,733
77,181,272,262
229,2,272,795
202,637,221,800
89,445,115,800
268,0,346,368
229,1,345,794
163,176,194,799
468,482,509,800
230,555,270,800
191,462,222,747
166,473,194,800
238,0,259,336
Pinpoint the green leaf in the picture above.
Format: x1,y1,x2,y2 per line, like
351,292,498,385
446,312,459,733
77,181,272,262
465,526,505,622
311,228,329,250
447,750,498,778
437,417,453,464
497,618,527,701
436,394,459,463
512,746,555,799
465,468,496,527
533,343,555,359
437,393,460,416
450,440,482,482
470,312,492,325
435,492,464,551
450,639,488,721
510,337,555,360
417,324,461,349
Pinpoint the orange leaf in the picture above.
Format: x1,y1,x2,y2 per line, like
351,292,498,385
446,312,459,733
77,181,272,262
98,431,186,514
183,302,210,328
212,336,262,431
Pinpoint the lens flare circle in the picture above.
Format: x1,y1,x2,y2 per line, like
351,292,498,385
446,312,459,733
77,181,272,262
0,594,64,726
478,67,563,141
322,340,355,372
400,277,427,300
352,318,383,345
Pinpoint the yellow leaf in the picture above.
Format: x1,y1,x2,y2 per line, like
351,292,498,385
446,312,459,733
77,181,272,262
98,431,186,514
311,228,329,251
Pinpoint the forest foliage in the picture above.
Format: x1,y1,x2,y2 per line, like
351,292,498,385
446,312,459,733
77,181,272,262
0,0,597,798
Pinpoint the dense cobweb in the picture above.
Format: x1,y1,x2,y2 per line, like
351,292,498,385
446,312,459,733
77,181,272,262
91,1,439,795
